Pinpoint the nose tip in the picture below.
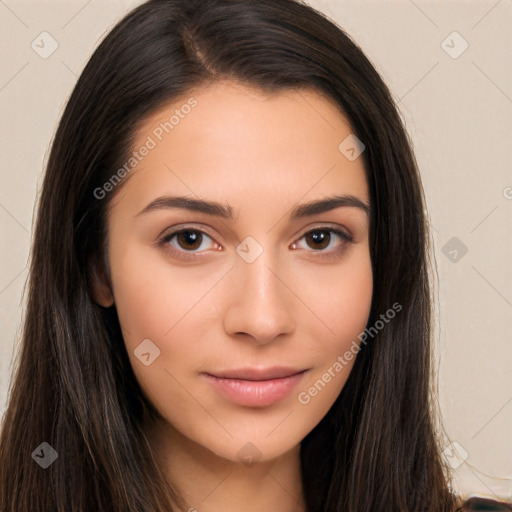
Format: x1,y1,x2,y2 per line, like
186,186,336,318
222,254,296,345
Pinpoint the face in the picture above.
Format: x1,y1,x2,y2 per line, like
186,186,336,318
95,80,373,464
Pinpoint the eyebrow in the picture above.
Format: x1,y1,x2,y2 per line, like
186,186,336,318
135,194,370,219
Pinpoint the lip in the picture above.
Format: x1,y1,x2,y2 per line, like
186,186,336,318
202,367,308,407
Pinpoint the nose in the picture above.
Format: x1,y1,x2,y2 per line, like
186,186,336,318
222,247,296,345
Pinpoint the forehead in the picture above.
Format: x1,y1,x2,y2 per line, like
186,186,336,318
113,81,369,215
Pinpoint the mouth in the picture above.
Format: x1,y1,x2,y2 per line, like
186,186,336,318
202,366,309,407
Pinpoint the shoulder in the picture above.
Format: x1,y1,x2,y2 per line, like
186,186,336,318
456,496,512,511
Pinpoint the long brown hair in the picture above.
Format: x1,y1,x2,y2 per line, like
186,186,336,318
0,0,463,510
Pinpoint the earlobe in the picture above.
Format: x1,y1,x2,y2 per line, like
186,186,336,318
89,254,115,308
92,278,115,308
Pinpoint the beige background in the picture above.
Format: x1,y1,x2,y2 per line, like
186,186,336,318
0,0,510,503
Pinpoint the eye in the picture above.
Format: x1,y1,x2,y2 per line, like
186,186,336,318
158,228,220,261
292,227,353,255
157,225,353,262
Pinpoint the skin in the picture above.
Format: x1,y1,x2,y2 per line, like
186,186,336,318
93,80,373,512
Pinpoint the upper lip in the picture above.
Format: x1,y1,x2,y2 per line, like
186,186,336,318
204,366,307,381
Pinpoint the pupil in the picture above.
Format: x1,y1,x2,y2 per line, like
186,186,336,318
308,230,329,249
178,231,201,250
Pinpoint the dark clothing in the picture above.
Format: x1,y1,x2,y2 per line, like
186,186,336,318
458,496,512,511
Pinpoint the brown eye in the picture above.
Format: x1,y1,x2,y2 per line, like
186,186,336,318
304,230,331,250
292,227,353,257
176,230,203,250
160,228,216,257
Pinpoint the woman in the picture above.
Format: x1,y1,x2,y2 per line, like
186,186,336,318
0,0,509,510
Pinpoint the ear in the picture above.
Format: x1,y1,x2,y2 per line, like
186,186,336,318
89,251,114,308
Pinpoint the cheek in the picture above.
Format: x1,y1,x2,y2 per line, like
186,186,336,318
332,255,373,341
108,238,215,345
294,248,373,408
299,247,373,348
107,242,217,410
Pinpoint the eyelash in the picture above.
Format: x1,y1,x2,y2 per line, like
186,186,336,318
157,225,353,262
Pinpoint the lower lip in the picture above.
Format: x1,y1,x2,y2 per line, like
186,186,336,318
203,371,306,407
